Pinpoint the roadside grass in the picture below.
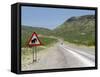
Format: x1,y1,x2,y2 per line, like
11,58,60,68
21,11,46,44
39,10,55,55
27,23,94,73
60,32,95,46
39,37,58,47
21,36,58,66
21,46,46,67
21,37,58,56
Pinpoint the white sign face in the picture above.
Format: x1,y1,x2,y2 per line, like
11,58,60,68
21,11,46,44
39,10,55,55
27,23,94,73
29,35,40,45
28,32,42,46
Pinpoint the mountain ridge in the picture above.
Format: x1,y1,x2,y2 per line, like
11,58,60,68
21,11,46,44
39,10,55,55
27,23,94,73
22,14,95,46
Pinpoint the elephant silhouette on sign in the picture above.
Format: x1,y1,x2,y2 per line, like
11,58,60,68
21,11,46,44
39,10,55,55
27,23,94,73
31,38,37,43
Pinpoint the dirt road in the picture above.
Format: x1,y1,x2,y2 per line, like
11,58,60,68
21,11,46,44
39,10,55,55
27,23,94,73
22,42,95,71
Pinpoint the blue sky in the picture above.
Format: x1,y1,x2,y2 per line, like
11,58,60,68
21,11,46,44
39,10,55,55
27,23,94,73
21,6,95,29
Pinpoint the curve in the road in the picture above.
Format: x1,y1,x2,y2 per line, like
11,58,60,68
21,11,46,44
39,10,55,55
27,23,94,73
59,44,95,67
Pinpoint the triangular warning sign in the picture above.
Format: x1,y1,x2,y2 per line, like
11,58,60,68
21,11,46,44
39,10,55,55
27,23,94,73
28,32,42,46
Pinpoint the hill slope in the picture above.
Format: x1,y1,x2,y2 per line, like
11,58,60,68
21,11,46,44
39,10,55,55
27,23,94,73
21,15,95,47
21,26,57,47
53,15,95,46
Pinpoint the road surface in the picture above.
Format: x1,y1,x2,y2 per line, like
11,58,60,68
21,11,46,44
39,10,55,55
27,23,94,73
22,42,95,71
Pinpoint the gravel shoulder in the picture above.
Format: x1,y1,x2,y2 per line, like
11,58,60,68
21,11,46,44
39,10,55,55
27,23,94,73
21,42,95,71
21,43,67,71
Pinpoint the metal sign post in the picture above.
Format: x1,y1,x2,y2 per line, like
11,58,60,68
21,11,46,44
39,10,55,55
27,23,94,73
28,32,42,63
32,46,37,62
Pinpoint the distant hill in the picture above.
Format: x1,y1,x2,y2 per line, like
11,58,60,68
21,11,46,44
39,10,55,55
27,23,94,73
21,15,95,46
53,15,95,46
22,26,53,35
21,26,57,47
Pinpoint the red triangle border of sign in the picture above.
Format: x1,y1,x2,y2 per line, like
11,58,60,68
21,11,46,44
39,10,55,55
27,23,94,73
28,32,42,46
